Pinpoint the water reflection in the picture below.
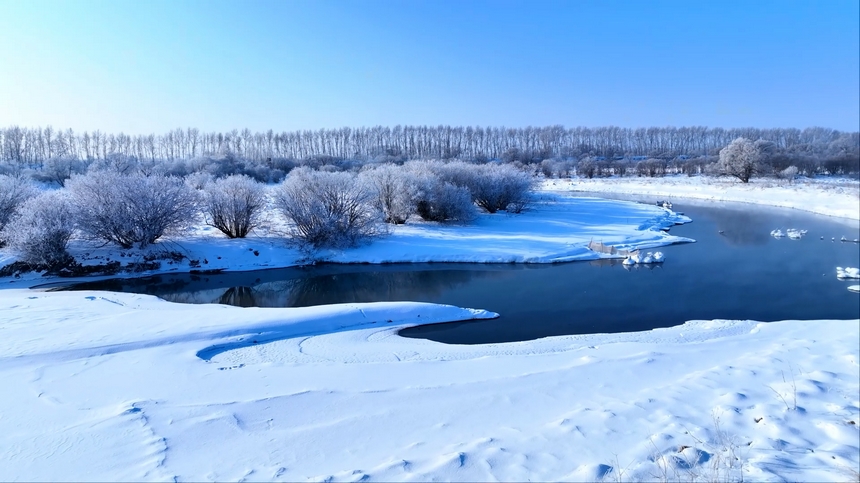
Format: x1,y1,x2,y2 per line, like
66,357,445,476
64,264,528,308
707,208,774,246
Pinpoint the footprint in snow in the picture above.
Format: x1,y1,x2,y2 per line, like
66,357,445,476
218,364,245,371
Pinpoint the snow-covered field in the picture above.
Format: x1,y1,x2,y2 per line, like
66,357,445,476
546,175,860,220
1,180,858,482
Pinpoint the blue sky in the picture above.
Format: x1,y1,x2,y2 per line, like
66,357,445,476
1,0,857,134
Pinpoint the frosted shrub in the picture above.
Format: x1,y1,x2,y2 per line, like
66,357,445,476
67,171,199,249
433,161,534,213
415,179,476,222
405,162,476,222
778,165,799,182
0,175,38,244
359,164,417,224
185,171,215,190
274,168,383,249
202,175,267,238
469,163,535,213
1,191,76,268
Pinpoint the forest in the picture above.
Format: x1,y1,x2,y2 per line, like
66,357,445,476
1,125,858,184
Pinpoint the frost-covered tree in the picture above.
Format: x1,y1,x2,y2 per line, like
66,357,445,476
0,190,76,268
39,156,87,187
717,138,762,183
67,171,199,249
202,175,266,238
274,167,383,249
185,171,215,190
0,175,38,244
359,164,417,224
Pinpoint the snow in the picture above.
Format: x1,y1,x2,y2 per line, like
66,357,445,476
837,267,860,280
623,250,664,265
1,182,859,481
544,175,860,220
0,289,857,482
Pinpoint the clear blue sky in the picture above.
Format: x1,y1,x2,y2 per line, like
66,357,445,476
1,0,858,134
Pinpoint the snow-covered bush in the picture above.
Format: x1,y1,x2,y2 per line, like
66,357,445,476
274,168,383,249
185,171,215,190
431,161,534,213
0,175,38,245
404,162,476,222
359,164,417,224
577,158,596,179
202,175,267,238
87,153,139,175
777,165,799,183
467,163,535,213
36,156,88,187
414,178,476,222
0,190,76,268
67,171,199,249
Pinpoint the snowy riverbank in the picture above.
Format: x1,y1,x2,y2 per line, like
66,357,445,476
1,287,857,482
544,175,860,220
1,194,691,288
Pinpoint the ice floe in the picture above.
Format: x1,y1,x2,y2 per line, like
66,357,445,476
836,267,860,280
771,228,807,239
623,251,664,265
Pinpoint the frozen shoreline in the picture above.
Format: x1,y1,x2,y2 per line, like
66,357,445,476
1,180,858,481
1,193,692,288
543,175,860,220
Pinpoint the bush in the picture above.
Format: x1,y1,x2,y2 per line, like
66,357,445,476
417,161,535,213
185,171,215,190
202,175,267,238
0,190,76,268
359,164,417,224
577,158,596,179
405,162,477,222
467,163,535,213
414,179,476,222
67,171,199,249
274,168,383,249
0,175,38,244
433,161,534,213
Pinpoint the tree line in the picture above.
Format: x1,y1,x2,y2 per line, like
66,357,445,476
2,125,857,168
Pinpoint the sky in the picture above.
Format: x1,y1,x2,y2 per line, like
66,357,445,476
0,0,858,135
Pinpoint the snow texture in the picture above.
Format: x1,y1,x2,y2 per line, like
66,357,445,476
0,289,857,482
545,175,860,220
0,181,858,481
